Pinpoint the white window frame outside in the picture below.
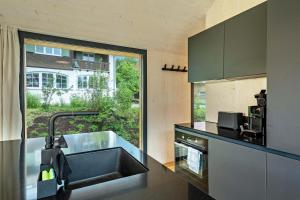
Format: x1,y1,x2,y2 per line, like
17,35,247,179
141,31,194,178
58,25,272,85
26,72,40,88
56,74,68,89
42,73,54,88
35,45,62,56
78,75,89,89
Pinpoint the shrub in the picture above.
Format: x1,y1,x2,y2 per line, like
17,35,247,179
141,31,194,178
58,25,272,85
70,96,87,108
27,93,41,108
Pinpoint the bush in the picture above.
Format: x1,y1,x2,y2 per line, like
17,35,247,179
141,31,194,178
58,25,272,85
70,96,87,108
27,93,41,108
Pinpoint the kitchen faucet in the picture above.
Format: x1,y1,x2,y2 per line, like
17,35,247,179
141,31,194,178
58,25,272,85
41,111,99,184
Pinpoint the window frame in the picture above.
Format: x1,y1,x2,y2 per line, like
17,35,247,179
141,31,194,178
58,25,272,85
42,72,54,88
82,53,95,62
77,75,89,89
34,45,62,56
19,31,148,153
26,72,40,88
56,74,68,89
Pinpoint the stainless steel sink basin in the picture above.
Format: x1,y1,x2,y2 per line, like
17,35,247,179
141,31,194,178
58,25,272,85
65,147,148,189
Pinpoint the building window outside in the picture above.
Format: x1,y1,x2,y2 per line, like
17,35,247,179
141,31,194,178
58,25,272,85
42,73,54,88
26,73,39,88
82,53,95,62
78,75,88,89
35,45,62,56
56,74,68,89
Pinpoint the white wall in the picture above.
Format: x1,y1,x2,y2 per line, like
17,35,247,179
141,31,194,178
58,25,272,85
203,0,267,123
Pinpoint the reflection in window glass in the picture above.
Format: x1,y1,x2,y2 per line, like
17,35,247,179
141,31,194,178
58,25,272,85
26,73,39,87
193,83,206,122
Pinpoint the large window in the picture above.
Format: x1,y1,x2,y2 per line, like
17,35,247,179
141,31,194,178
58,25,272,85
22,35,146,150
26,73,39,88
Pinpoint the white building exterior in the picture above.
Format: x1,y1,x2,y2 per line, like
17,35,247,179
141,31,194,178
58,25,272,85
26,55,116,104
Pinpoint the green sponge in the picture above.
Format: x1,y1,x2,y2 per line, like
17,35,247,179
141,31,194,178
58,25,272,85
42,170,49,181
49,168,55,180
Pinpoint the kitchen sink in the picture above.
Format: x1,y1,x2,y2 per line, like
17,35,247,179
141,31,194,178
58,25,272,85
65,147,148,190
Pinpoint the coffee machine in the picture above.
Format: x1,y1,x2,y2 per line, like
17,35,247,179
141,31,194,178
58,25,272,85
241,90,267,137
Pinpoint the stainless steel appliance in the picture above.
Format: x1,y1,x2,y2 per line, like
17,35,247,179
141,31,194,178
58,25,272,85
174,131,208,192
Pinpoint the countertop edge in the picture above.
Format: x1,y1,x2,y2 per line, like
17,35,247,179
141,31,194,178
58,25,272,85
175,124,300,162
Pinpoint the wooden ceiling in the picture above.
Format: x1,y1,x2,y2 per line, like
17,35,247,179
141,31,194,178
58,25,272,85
0,0,214,54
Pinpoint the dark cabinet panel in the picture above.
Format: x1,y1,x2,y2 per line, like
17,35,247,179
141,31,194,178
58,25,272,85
224,2,267,78
209,138,266,200
267,0,300,154
267,154,300,200
188,23,224,82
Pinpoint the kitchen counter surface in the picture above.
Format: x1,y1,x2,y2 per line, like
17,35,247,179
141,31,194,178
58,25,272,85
0,131,214,200
175,122,300,162
176,122,265,148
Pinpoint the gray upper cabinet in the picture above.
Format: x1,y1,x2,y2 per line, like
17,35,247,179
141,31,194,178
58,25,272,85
188,3,267,82
267,0,300,154
267,153,300,200
224,2,267,78
188,23,224,82
208,138,266,200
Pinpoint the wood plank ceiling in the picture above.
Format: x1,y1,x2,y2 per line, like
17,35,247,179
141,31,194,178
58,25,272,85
0,0,214,54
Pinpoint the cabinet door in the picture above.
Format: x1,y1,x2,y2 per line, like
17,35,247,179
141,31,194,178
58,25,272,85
188,23,224,82
267,0,300,155
224,2,267,78
208,139,266,200
267,153,300,200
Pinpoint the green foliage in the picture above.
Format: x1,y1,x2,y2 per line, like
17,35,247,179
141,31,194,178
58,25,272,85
27,93,41,108
41,77,72,110
70,96,87,108
27,57,141,147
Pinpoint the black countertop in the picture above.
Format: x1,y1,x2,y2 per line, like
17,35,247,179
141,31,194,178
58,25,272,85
0,131,214,200
175,122,265,147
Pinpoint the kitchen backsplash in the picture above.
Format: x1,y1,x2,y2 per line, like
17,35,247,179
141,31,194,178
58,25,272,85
205,77,267,123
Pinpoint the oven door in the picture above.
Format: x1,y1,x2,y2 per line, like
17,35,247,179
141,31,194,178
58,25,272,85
174,141,208,191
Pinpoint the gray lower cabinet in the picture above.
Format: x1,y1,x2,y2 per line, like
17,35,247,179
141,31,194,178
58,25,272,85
267,0,300,155
188,23,224,82
208,139,266,200
224,2,266,78
267,153,300,200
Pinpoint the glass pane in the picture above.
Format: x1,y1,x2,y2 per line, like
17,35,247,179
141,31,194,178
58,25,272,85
33,73,39,87
35,45,44,53
45,47,53,55
53,48,61,56
42,73,54,87
25,41,143,149
26,74,32,87
193,83,206,122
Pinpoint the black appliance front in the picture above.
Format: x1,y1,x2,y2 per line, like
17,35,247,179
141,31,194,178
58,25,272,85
174,131,208,193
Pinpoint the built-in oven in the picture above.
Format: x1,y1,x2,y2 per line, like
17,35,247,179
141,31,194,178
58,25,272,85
174,130,208,192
